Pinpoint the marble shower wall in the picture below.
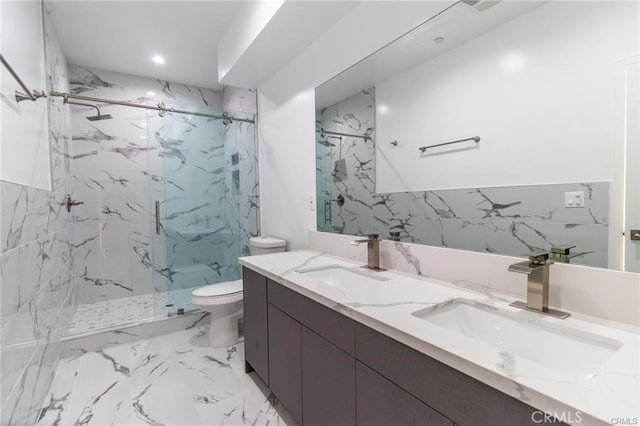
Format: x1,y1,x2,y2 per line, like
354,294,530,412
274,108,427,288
68,65,258,304
318,89,609,268
223,87,260,259
0,9,75,425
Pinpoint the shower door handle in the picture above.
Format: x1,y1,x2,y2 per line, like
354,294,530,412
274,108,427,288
325,200,331,223
155,201,161,235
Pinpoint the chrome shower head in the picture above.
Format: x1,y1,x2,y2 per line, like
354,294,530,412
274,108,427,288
86,113,113,121
64,99,113,121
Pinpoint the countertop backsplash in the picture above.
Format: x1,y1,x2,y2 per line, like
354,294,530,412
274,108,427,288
308,231,640,327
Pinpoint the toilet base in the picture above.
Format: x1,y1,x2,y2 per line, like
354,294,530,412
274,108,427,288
208,306,243,348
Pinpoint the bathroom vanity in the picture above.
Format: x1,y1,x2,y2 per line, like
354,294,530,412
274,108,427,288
240,251,639,426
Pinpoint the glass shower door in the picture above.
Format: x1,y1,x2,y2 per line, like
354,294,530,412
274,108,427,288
149,101,241,315
316,125,333,232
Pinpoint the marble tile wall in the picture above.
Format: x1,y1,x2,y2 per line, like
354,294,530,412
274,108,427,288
0,8,75,425
317,89,610,268
68,65,259,303
223,87,260,259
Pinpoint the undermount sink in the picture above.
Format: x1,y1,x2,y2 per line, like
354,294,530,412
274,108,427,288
412,299,621,379
295,265,389,290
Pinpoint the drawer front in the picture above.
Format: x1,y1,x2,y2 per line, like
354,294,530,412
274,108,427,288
268,279,355,355
355,323,566,426
356,361,453,426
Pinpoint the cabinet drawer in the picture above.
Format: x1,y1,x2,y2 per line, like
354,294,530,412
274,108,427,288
355,323,566,426
356,361,452,426
268,279,355,355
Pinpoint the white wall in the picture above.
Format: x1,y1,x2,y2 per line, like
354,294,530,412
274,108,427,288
257,1,454,250
375,1,639,192
0,0,50,189
217,0,285,83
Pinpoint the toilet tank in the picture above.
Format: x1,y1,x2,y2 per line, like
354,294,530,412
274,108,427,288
249,236,286,256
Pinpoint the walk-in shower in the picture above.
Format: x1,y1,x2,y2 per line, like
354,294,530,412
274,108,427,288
148,101,255,316
65,85,258,336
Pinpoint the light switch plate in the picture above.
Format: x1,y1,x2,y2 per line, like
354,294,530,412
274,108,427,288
565,191,585,208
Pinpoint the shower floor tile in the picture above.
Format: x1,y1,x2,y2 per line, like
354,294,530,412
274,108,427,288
67,288,196,335
38,326,295,426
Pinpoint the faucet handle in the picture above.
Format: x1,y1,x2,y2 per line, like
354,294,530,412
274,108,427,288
389,231,401,241
551,245,576,255
524,251,549,265
366,234,379,240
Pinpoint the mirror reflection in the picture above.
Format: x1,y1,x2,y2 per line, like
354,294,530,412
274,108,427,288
315,0,639,272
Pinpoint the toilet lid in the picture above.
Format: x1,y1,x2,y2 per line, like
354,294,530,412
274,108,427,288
192,280,243,298
250,236,286,248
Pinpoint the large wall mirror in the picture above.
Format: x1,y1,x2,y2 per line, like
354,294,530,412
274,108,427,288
315,0,639,272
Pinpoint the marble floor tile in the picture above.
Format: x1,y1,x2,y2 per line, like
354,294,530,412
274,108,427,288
63,345,134,425
37,326,296,426
37,355,82,425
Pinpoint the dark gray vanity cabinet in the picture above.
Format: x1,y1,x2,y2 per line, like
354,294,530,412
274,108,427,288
301,327,356,426
265,278,356,426
242,269,565,426
267,304,303,423
267,279,355,355
242,267,269,384
356,361,452,426
355,323,566,426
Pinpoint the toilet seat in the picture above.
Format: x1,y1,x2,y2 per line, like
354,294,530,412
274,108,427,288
192,280,242,298
192,280,243,307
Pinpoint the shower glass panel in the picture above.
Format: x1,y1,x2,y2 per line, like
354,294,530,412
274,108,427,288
316,124,333,232
148,101,243,316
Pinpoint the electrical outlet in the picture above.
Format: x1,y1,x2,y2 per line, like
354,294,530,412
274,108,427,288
565,191,585,208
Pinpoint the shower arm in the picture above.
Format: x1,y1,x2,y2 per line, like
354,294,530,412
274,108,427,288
63,99,103,117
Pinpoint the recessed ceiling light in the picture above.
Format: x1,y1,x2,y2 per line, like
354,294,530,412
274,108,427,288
152,55,165,65
146,91,156,97
434,37,445,44
500,51,526,74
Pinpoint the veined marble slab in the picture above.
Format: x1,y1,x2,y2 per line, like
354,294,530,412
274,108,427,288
239,250,639,425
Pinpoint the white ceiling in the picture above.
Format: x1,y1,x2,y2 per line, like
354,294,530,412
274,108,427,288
316,1,546,109
46,1,244,90
219,1,359,89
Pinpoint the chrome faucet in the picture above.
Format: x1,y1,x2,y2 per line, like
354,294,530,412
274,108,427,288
508,251,570,319
350,234,386,271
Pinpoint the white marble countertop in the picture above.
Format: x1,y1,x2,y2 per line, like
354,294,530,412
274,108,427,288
239,250,639,426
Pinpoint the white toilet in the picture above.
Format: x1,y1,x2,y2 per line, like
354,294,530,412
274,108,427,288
191,236,286,348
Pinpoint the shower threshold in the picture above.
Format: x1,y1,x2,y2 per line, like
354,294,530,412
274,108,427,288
66,288,197,338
